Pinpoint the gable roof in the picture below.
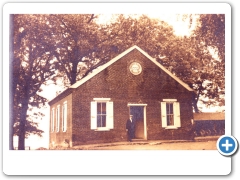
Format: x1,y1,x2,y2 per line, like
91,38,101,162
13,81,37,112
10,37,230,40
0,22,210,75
70,45,193,91
49,45,194,104
193,113,225,121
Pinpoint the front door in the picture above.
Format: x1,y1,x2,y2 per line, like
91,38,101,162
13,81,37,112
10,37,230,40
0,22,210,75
129,105,146,139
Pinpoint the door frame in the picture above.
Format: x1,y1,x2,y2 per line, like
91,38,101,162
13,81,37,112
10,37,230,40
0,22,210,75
127,103,147,140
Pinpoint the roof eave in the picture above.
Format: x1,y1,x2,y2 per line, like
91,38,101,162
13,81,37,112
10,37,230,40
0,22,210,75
48,88,73,106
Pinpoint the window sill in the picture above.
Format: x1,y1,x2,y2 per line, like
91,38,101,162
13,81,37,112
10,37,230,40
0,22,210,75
94,128,110,131
164,126,179,129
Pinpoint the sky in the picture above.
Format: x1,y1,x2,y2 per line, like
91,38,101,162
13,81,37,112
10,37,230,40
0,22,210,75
146,14,199,36
96,13,199,37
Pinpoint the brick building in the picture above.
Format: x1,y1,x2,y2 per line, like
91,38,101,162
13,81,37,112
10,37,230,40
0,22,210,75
48,45,195,148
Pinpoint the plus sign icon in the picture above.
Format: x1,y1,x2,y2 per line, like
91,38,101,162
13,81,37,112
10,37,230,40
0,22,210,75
217,135,238,156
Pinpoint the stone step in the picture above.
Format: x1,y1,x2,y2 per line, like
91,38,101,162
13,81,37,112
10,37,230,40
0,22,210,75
131,139,147,142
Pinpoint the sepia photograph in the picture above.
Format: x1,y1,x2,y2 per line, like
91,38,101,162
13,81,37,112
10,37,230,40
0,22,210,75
9,12,226,151
3,2,233,176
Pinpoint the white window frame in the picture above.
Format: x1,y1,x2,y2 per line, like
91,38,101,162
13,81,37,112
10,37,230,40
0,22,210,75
51,108,55,132
161,99,181,129
90,98,114,131
56,105,60,132
62,101,67,132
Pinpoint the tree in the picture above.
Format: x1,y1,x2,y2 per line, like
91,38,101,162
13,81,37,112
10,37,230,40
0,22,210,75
157,14,225,112
52,14,177,87
12,14,59,149
190,14,225,112
51,14,106,86
13,108,45,138
197,14,225,62
10,14,15,150
49,14,225,113
99,14,176,59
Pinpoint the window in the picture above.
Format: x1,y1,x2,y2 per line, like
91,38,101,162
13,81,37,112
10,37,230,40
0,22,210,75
97,102,106,127
62,101,67,132
166,103,174,126
91,98,114,131
51,108,55,132
56,105,60,132
161,99,180,129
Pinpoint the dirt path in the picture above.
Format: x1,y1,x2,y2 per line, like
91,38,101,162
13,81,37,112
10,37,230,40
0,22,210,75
81,140,217,150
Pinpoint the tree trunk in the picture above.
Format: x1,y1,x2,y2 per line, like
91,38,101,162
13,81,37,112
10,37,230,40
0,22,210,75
10,15,25,150
193,101,199,113
9,14,14,150
17,75,31,150
18,98,29,150
70,60,78,85
18,121,25,150
192,93,199,113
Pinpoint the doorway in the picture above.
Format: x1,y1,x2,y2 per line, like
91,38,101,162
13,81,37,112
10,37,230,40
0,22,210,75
128,104,147,139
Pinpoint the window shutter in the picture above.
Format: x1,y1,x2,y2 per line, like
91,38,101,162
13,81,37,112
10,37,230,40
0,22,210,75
161,102,167,127
174,102,181,127
51,109,55,132
55,108,58,132
62,105,64,132
56,106,60,132
64,103,67,131
107,101,114,129
90,101,97,129
62,103,67,132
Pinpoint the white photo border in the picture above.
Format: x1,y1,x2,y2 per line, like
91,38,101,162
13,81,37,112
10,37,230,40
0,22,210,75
3,2,231,176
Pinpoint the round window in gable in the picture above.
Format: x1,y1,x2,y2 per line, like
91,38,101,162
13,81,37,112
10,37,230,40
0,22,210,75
129,62,142,75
